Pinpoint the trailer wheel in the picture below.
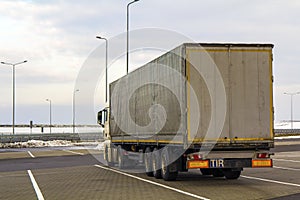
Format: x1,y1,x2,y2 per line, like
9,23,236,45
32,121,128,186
161,148,178,181
152,148,162,179
144,147,154,177
117,146,126,169
224,169,241,180
212,169,224,177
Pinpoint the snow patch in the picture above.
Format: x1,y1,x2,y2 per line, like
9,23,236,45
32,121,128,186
275,135,300,140
95,142,105,151
0,140,73,148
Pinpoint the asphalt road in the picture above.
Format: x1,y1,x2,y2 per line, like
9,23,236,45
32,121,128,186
0,142,300,200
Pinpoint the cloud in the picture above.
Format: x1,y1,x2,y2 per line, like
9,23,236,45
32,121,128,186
1,0,300,124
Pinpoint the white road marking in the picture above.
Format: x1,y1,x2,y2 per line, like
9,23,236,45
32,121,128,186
94,164,210,200
241,175,300,187
273,166,300,171
27,170,45,200
63,150,84,155
27,151,35,158
273,158,300,163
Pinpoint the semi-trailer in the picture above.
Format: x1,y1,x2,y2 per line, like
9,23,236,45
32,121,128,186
98,43,274,181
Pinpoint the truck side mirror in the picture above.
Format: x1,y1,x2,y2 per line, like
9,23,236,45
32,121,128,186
97,111,104,128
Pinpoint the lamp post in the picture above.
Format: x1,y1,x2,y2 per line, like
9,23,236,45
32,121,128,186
46,99,52,134
73,89,79,134
96,36,108,102
284,92,300,129
1,60,27,135
126,0,140,74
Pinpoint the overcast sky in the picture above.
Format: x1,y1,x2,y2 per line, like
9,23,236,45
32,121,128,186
0,0,300,125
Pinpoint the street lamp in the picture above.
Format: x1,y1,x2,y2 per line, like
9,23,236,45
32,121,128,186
46,99,52,134
127,0,140,74
1,60,27,135
284,92,300,129
96,36,108,102
73,89,79,134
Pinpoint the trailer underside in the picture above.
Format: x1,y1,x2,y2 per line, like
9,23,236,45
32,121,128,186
103,140,273,181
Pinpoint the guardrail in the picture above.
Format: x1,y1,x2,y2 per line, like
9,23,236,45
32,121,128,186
0,133,103,143
274,129,300,137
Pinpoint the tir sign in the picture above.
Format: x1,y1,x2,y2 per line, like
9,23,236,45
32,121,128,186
210,159,224,168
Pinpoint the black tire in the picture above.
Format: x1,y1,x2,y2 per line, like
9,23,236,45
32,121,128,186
200,168,213,176
224,170,241,180
152,148,162,179
161,148,178,181
144,147,154,177
212,169,224,177
117,146,126,169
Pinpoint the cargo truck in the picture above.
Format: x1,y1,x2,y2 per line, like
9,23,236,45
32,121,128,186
98,43,274,181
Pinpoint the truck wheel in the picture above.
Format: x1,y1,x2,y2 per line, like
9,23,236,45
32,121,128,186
152,148,162,179
224,169,241,180
212,169,224,177
117,146,126,169
161,148,178,181
144,147,154,177
200,168,213,176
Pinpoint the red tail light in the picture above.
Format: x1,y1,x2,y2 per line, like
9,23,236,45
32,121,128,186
257,153,268,158
187,153,202,160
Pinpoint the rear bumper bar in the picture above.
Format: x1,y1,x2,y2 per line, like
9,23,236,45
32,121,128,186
187,158,273,169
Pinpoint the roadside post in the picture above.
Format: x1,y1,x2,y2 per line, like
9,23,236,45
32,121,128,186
30,120,33,134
